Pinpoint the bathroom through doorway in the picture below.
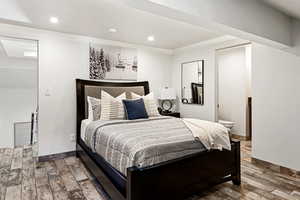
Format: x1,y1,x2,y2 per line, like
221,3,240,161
216,43,252,141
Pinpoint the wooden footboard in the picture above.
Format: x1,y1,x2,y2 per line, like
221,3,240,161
127,140,241,200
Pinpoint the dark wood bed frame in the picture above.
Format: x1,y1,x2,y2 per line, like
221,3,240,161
76,79,241,200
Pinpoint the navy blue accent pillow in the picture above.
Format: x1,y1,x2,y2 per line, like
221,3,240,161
122,98,149,120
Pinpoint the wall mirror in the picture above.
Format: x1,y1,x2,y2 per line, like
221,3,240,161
181,60,204,105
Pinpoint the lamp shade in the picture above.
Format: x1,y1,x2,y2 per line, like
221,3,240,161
159,87,176,100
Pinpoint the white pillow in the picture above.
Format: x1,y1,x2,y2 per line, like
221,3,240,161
87,96,101,121
131,92,160,117
100,91,126,120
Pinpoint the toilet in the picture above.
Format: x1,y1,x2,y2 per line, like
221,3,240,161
218,120,235,132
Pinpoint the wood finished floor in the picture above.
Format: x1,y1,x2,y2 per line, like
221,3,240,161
0,141,300,200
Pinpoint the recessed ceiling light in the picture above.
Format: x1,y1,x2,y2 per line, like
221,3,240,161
147,35,155,42
108,28,117,33
50,17,59,24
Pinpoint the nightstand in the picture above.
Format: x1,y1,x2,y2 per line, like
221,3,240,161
160,111,180,118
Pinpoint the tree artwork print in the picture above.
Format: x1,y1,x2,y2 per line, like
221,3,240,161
89,44,138,80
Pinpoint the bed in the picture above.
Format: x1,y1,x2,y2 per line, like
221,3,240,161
76,79,241,200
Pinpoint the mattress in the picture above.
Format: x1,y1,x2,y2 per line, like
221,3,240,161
81,119,92,140
83,117,207,176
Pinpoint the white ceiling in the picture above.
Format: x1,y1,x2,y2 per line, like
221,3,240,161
263,0,300,20
0,0,221,49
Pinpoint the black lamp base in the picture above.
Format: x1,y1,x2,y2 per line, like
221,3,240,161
161,110,172,114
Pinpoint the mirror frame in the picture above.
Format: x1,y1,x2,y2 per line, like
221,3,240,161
181,60,204,105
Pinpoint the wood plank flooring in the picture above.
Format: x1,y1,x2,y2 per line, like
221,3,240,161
0,141,299,200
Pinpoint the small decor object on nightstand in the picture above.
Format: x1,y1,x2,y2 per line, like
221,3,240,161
158,87,176,113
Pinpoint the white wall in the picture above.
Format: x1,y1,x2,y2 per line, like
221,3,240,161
138,50,172,97
173,39,300,171
0,88,37,148
0,23,172,156
252,43,300,171
171,39,247,121
245,46,252,97
172,47,215,121
217,47,248,136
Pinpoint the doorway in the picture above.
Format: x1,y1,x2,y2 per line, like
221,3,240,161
0,36,38,153
216,44,252,140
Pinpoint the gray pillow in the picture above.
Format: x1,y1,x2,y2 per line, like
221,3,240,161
87,96,101,121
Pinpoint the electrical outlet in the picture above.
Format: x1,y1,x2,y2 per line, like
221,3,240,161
45,88,51,96
70,134,76,142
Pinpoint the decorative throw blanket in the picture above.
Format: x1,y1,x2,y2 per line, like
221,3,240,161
182,118,231,151
84,117,230,176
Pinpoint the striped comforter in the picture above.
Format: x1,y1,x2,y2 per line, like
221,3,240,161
84,117,206,176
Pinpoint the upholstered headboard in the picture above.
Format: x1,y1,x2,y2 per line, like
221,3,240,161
76,79,150,142
84,85,145,118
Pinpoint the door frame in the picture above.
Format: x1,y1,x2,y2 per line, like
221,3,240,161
214,42,251,122
0,35,39,147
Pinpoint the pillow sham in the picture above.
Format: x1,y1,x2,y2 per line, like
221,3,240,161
122,98,149,120
100,91,126,120
131,92,160,117
87,96,101,121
